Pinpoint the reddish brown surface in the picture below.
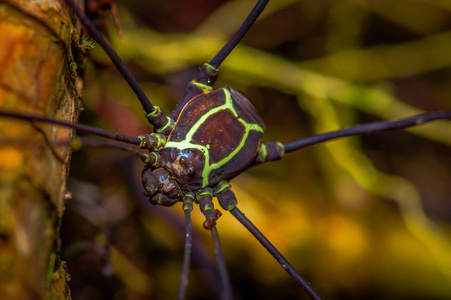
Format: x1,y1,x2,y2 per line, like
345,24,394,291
193,109,245,162
169,89,225,142
0,1,82,298
161,88,264,190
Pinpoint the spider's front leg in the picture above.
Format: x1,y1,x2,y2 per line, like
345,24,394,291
196,187,233,299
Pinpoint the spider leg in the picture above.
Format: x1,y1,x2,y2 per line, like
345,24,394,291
198,188,233,300
208,0,269,70
210,225,233,300
171,0,270,120
257,111,451,163
177,193,195,300
63,0,173,133
77,137,149,162
0,110,141,145
216,186,322,300
0,110,171,163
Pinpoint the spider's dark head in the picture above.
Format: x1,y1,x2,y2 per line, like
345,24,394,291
142,166,181,206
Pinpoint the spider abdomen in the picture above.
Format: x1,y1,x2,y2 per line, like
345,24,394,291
160,87,265,190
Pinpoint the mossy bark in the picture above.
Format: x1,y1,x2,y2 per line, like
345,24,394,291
0,1,84,299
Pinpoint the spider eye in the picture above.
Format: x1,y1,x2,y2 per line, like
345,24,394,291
188,167,195,176
179,156,186,164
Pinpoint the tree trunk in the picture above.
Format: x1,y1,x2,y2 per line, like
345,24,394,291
0,0,83,299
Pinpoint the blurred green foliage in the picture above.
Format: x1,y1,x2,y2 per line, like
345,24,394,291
64,0,451,299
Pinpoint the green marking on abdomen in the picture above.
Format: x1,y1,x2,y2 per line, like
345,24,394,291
165,88,264,187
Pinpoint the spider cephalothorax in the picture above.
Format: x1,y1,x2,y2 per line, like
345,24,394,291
141,86,266,207
142,167,181,206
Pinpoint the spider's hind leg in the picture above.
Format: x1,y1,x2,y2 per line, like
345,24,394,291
177,193,195,300
196,187,233,300
216,184,322,300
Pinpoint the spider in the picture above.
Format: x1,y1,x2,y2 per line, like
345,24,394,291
1,0,451,299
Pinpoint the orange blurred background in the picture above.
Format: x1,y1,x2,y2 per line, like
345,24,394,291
63,0,451,299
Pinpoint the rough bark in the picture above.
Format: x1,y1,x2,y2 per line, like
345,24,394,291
0,0,84,299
